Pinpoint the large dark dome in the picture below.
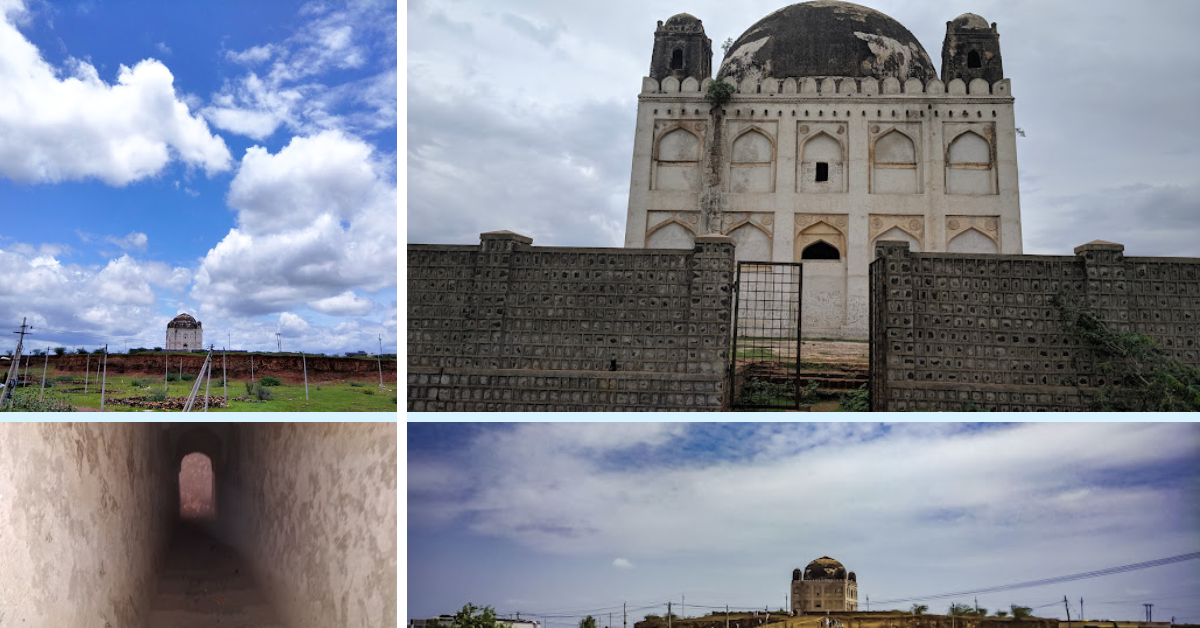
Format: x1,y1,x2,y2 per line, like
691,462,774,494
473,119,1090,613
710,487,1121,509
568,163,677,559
718,1,935,83
804,556,847,580
167,313,201,329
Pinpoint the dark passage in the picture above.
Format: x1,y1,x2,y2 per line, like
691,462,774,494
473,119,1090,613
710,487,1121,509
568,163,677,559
149,524,285,628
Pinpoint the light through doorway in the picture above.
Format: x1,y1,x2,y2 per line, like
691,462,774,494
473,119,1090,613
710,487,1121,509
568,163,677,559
179,452,216,520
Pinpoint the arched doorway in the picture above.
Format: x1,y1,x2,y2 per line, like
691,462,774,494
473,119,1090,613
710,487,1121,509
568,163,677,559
179,452,216,520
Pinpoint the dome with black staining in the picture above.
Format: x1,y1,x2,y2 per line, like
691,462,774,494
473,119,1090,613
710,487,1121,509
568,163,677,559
949,13,991,31
167,313,202,329
803,556,848,580
718,1,935,84
661,13,704,32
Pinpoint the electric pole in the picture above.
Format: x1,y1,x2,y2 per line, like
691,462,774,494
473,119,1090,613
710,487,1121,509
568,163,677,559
1080,598,1083,621
624,602,627,628
1144,604,1153,623
39,347,48,401
377,334,384,390
668,602,672,628
1063,597,1071,628
276,331,282,353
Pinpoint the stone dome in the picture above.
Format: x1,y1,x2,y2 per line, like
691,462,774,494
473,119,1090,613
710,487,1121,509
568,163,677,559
949,13,990,30
803,556,848,580
718,1,935,83
660,12,706,33
167,313,201,329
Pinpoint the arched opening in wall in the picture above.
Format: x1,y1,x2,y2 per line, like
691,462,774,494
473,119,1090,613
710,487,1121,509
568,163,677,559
653,127,701,191
872,227,922,255
871,129,918,194
729,128,775,193
670,48,684,70
967,50,982,68
179,452,216,520
646,221,696,249
728,222,772,264
799,131,843,193
947,228,998,253
801,241,840,260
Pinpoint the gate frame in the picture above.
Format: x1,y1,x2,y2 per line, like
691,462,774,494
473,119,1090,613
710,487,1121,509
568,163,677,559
729,260,804,410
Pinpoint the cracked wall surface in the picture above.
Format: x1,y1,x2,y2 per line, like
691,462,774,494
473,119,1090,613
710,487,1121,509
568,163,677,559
0,423,175,628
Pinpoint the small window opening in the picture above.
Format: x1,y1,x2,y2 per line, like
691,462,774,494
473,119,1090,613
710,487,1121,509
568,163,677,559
670,49,684,70
815,162,829,182
801,241,840,260
967,50,981,68
179,452,216,520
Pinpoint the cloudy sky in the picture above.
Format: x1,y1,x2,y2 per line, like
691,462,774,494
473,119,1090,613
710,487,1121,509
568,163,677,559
407,0,1200,256
408,423,1200,625
1,0,396,355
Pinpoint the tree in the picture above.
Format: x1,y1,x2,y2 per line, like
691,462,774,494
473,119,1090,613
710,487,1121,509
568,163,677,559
580,617,597,628
910,605,928,616
995,611,1008,618
53,347,66,356
972,608,988,617
949,603,974,616
721,37,734,55
452,604,500,628
1010,606,1032,620
75,348,88,355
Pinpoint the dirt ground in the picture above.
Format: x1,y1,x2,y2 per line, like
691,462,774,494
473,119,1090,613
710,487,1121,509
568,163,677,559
800,340,869,364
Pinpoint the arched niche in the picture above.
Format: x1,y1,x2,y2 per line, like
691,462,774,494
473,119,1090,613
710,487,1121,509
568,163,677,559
871,227,922,255
646,220,696,249
946,130,996,195
179,452,217,520
798,131,845,193
728,222,772,263
871,129,919,194
653,126,700,191
801,240,840,260
729,128,775,193
947,227,998,253
795,220,846,261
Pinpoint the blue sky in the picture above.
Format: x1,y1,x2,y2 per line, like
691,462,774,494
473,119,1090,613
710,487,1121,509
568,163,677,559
1,0,396,355
408,423,1200,625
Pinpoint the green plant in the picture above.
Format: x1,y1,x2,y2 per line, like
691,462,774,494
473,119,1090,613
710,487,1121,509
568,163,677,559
1,388,75,412
948,603,973,617
737,377,797,406
910,605,928,615
1053,293,1200,411
244,380,255,396
254,385,273,401
130,378,151,388
837,384,870,411
580,617,597,628
53,347,66,356
706,77,735,107
349,381,364,387
259,376,281,387
1010,606,1032,620
363,388,376,395
149,389,168,402
995,611,1008,618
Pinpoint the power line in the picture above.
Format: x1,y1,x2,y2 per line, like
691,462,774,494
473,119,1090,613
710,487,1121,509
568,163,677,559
869,552,1200,605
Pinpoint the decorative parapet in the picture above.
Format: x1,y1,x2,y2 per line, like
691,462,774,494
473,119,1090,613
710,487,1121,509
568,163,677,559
641,75,1011,98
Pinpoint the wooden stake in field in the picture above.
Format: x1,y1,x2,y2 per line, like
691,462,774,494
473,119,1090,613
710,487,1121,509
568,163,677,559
84,353,89,394
377,334,384,391
164,354,169,393
39,347,48,401
222,349,227,402
204,345,213,412
302,352,309,400
100,345,108,412
250,354,255,383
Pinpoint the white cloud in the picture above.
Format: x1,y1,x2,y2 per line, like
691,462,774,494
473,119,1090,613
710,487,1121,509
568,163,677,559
192,131,395,316
279,311,309,334
0,0,231,185
105,231,148,251
155,41,171,55
612,558,634,569
309,290,373,316
202,2,394,139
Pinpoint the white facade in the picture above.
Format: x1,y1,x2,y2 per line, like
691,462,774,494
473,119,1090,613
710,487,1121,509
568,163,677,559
624,8,1022,340
165,314,203,351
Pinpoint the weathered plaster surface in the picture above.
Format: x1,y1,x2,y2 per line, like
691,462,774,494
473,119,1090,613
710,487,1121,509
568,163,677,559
213,423,397,628
0,423,174,628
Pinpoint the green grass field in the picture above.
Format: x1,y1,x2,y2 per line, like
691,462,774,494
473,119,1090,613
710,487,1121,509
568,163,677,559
7,368,397,412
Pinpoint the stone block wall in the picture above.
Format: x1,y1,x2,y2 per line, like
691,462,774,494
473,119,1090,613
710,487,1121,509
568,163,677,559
408,231,736,411
869,240,1200,411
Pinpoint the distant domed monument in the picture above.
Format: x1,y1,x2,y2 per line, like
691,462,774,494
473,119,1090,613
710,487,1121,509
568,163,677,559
166,313,203,351
790,556,859,612
624,1,1021,340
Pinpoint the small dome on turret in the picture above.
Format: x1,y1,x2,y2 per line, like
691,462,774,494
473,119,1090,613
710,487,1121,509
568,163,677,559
950,13,991,30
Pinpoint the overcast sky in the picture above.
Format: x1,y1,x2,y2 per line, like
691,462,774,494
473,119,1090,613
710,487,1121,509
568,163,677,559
1,0,396,355
408,423,1200,625
406,0,1200,256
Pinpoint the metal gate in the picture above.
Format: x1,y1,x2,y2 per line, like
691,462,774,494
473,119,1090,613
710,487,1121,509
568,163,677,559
729,261,803,410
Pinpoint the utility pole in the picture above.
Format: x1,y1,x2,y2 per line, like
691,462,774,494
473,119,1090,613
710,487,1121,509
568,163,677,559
204,345,213,411
668,601,672,628
250,353,255,383
377,334,384,391
1144,604,1153,623
302,352,309,400
164,354,168,393
726,605,729,628
100,345,108,412
866,596,869,612
84,353,89,394
975,598,978,614
222,349,227,403
276,331,282,353
1063,596,1071,628
624,602,627,628
39,347,48,400
1080,598,1083,621
683,594,685,620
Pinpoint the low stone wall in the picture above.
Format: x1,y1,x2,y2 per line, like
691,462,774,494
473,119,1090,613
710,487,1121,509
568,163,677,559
407,231,736,411
869,240,1200,411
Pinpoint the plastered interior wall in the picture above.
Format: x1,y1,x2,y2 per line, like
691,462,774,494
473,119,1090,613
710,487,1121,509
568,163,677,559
210,423,397,628
0,423,175,628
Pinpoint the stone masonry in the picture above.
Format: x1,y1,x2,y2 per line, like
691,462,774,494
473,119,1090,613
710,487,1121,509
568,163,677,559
869,240,1200,411
407,231,736,411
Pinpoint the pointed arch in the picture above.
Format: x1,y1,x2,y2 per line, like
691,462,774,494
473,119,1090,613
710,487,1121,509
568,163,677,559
967,50,982,68
871,128,919,194
729,126,775,193
798,130,845,193
801,240,840,260
646,220,696,249
948,130,991,166
871,226,922,254
728,222,773,263
654,125,701,161
947,227,998,253
653,125,701,191
946,129,996,195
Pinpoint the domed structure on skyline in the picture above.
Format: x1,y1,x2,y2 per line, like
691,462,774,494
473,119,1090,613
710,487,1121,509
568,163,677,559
790,556,859,612
166,313,202,351
719,1,936,84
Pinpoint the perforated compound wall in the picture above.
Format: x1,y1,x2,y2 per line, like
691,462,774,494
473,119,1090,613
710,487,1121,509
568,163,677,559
407,231,736,411
869,240,1200,411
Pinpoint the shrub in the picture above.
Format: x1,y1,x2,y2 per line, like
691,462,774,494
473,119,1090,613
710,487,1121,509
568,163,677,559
349,381,364,387
254,385,273,401
244,381,255,396
259,376,281,387
705,77,735,106
53,347,66,356
75,348,88,355
1,388,75,412
130,378,151,388
149,389,168,402
363,388,376,395
837,385,870,412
